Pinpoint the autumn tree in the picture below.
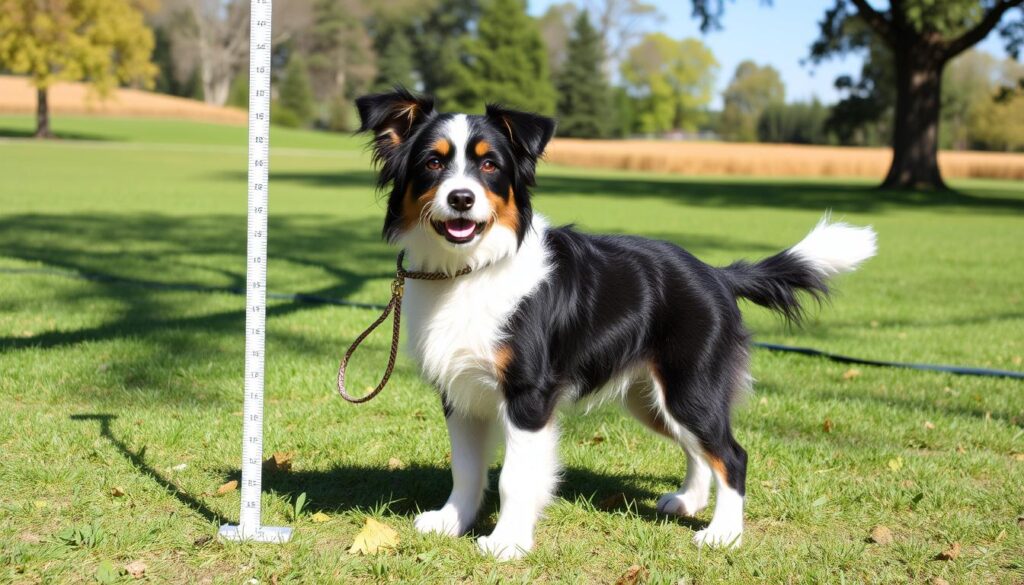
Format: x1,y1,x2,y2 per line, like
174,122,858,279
620,33,718,134
691,0,1024,190
0,0,157,137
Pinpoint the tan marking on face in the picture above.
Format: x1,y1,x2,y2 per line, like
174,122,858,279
707,455,728,483
433,139,451,156
474,140,490,157
484,187,518,233
494,344,514,384
401,184,437,231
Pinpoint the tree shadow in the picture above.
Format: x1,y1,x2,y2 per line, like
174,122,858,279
70,414,229,525
0,128,113,141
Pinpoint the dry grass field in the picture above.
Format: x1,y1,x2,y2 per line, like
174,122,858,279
0,76,246,125
4,75,1023,180
546,138,1024,181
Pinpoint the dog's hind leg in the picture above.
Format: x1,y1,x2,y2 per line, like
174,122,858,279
624,377,712,518
649,356,748,548
414,409,498,537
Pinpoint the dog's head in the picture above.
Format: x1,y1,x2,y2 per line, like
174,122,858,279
356,88,555,271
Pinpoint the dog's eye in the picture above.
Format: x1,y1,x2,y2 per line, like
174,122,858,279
480,160,497,173
426,158,443,171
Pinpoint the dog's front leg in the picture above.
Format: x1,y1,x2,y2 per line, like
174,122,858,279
414,410,497,536
477,411,559,561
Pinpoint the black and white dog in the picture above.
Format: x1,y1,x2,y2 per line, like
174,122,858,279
355,89,876,560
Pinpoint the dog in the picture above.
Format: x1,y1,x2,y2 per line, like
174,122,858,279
354,88,877,560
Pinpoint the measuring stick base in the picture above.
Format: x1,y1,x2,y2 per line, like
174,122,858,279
218,524,293,543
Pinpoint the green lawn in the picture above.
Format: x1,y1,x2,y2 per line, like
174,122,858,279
1,115,1022,584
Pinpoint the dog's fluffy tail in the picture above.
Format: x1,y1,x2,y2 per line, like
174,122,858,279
720,215,877,323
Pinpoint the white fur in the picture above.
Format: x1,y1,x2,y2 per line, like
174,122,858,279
414,412,497,536
476,410,560,560
789,214,877,276
401,215,550,419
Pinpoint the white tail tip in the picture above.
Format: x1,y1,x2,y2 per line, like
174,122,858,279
789,214,877,276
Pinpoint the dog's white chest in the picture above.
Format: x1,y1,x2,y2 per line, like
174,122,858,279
400,227,549,418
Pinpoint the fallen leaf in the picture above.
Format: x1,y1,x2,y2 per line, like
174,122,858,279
956,445,967,454
110,487,125,497
348,518,399,555
310,512,331,524
18,532,41,544
95,560,118,584
1011,453,1024,462
598,493,627,511
263,452,293,473
887,457,904,472
589,433,605,445
216,480,238,496
193,535,213,547
901,479,916,489
924,421,935,430
822,418,834,433
124,560,147,579
843,368,861,380
869,525,893,545
936,542,961,561
614,564,648,585
996,529,1007,542
758,396,768,405
33,500,47,509
170,463,187,472
387,457,405,471
930,578,949,585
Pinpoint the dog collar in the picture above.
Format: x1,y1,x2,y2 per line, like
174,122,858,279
337,251,472,403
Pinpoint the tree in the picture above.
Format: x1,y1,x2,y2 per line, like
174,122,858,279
556,11,614,138
371,19,416,90
539,2,579,75
274,53,313,127
757,100,830,144
719,60,785,142
587,0,659,66
620,33,718,134
0,0,157,137
692,0,1024,190
304,0,375,105
439,0,556,114
411,0,481,97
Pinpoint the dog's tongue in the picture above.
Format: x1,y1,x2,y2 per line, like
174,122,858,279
445,219,476,239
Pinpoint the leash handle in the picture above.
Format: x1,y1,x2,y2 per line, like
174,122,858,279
337,276,404,404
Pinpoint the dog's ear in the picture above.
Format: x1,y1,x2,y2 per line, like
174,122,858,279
356,88,435,157
485,104,556,164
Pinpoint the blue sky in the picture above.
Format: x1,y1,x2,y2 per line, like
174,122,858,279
528,0,1012,108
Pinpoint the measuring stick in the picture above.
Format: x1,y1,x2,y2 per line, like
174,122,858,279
218,0,292,544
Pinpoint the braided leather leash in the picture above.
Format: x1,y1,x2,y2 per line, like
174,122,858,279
337,251,472,403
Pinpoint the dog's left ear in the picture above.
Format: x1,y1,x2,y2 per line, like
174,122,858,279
485,104,556,165
356,88,435,159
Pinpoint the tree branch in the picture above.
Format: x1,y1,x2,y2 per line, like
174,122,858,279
849,0,896,44
944,0,1024,59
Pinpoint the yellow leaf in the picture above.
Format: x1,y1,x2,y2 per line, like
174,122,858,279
216,480,238,495
310,512,330,524
842,368,861,380
887,457,903,472
33,500,47,509
387,457,405,471
348,518,399,555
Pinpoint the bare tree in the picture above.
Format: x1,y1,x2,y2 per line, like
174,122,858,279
157,0,311,106
586,0,659,66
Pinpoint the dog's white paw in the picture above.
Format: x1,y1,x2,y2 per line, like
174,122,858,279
657,491,708,517
692,525,743,548
477,532,532,561
413,508,465,537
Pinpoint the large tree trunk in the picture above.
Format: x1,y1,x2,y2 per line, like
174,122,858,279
881,43,946,190
35,88,53,138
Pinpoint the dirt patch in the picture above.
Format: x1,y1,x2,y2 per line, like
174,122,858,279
0,76,246,125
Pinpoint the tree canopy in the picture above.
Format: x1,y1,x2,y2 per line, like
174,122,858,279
719,60,785,142
556,11,614,138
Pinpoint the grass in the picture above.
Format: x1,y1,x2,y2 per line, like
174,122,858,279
1,114,1022,584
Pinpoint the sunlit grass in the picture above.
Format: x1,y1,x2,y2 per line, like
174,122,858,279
1,116,1022,583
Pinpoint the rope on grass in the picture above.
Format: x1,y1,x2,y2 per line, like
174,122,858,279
3,266,1022,381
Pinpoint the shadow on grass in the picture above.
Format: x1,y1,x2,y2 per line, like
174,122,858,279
70,413,229,525
0,128,113,141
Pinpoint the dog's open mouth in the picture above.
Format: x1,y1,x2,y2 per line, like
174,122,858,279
433,219,486,244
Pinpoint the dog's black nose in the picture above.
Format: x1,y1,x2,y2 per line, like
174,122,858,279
447,189,475,211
